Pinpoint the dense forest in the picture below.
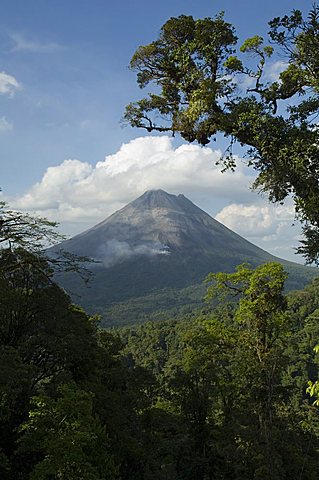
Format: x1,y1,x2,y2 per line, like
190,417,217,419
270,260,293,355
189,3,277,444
1,201,319,479
2,3,319,479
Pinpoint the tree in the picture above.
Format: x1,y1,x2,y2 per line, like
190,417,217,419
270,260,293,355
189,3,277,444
124,6,319,263
18,383,119,480
0,202,103,477
0,200,93,280
0,247,102,478
205,263,293,479
0,201,61,252
118,267,319,479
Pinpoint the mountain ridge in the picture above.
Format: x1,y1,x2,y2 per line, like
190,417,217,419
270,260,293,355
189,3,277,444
60,189,278,259
53,189,318,326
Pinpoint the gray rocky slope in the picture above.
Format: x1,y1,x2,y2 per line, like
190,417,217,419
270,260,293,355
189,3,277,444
58,189,280,261
53,190,318,325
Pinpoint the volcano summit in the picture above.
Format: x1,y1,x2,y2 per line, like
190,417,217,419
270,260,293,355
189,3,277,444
54,190,317,325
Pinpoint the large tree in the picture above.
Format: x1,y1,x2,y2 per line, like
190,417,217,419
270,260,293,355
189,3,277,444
124,6,319,263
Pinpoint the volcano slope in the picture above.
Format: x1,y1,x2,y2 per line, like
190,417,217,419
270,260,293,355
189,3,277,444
52,190,318,326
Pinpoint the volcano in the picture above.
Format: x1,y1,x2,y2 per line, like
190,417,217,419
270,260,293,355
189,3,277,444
54,190,317,326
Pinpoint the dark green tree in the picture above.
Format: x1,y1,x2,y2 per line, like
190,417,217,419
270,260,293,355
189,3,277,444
205,262,319,479
0,201,60,252
119,267,319,479
18,383,118,480
0,247,101,479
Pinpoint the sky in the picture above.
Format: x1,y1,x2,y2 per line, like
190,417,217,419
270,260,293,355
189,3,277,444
0,0,316,263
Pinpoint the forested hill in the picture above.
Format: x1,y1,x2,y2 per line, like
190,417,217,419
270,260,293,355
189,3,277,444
52,190,318,326
2,251,319,479
3,2,319,478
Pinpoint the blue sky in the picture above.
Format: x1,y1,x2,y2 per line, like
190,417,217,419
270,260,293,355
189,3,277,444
0,0,315,262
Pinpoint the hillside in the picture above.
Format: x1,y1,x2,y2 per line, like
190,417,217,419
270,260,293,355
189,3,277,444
52,190,318,325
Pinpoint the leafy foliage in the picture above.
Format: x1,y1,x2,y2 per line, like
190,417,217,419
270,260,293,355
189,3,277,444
125,6,319,263
120,265,319,479
0,201,62,251
18,384,118,480
2,225,319,479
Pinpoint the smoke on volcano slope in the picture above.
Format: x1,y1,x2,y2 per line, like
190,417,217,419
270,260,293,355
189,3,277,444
96,239,170,267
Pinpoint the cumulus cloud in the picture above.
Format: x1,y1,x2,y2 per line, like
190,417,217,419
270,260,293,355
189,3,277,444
0,71,21,97
13,136,255,223
216,202,302,260
11,136,304,262
0,116,13,132
216,204,286,238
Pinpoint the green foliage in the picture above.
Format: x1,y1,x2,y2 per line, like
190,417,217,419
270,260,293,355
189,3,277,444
307,378,319,405
120,263,319,479
306,341,319,407
2,200,319,478
18,384,118,480
205,263,290,477
223,55,243,71
125,12,237,144
2,250,319,478
206,262,288,325
125,5,319,263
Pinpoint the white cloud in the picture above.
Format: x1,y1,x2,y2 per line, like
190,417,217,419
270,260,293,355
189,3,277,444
216,202,302,260
10,33,64,53
216,203,286,238
97,239,170,267
12,136,255,223
265,61,288,82
0,71,21,97
0,116,13,132
10,136,304,262
16,159,93,210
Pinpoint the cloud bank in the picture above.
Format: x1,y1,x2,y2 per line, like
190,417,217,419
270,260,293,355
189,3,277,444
13,136,255,222
216,202,301,260
11,135,302,262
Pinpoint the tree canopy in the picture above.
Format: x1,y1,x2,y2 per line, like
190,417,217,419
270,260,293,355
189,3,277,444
124,6,319,264
1,204,319,478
